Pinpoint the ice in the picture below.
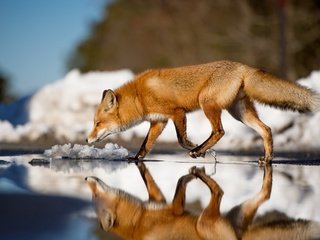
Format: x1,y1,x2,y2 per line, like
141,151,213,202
44,143,129,160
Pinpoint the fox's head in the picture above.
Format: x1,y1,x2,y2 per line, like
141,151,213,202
86,89,121,144
85,176,143,234
85,176,117,231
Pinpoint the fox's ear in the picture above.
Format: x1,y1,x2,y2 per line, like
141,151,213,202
101,89,117,110
100,209,115,231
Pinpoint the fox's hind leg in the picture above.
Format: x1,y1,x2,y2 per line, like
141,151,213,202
225,164,272,238
228,96,273,164
171,170,196,215
136,162,166,203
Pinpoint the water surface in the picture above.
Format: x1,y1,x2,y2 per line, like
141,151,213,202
1,151,320,239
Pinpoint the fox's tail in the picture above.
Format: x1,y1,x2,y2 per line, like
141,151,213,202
243,220,320,240
244,70,320,113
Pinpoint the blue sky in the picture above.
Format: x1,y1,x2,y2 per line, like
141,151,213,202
0,0,109,97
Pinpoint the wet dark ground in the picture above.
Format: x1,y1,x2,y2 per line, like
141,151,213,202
1,145,320,240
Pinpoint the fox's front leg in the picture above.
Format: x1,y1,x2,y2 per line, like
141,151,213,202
171,171,196,215
190,167,229,239
134,120,168,159
136,161,166,203
190,166,223,218
189,105,224,158
172,109,197,150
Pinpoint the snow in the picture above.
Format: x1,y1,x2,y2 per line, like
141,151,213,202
0,69,320,151
0,69,134,142
44,143,129,160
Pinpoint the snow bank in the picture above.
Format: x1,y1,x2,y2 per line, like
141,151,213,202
0,69,134,142
0,69,320,151
44,143,129,160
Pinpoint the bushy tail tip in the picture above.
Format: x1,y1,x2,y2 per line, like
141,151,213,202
310,93,320,112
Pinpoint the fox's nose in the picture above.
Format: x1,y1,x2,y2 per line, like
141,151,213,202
86,137,95,144
85,176,99,183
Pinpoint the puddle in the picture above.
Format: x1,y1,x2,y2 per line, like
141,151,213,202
1,152,320,239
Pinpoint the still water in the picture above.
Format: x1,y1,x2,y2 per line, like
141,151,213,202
0,151,320,239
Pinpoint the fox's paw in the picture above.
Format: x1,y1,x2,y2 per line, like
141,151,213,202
258,155,273,166
189,166,206,177
135,161,146,170
126,156,142,164
189,166,197,174
189,150,205,158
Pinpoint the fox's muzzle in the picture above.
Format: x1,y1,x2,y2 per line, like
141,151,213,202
85,176,113,194
87,129,111,144
86,138,96,144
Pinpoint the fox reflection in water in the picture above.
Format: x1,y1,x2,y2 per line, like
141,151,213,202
86,163,320,240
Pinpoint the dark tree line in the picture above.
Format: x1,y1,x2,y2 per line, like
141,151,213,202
0,71,12,103
68,0,320,80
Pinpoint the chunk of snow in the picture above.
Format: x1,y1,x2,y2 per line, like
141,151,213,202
44,143,129,160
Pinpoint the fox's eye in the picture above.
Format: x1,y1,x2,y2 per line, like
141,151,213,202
96,122,101,127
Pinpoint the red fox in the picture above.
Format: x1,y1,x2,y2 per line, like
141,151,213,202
86,162,320,239
86,61,320,163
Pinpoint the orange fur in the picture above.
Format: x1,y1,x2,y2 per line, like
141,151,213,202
87,61,320,162
86,162,273,240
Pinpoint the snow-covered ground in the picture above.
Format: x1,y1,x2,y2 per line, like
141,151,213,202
0,69,320,151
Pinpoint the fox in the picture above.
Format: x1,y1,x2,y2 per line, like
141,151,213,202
86,61,320,163
85,162,271,240
86,162,320,239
